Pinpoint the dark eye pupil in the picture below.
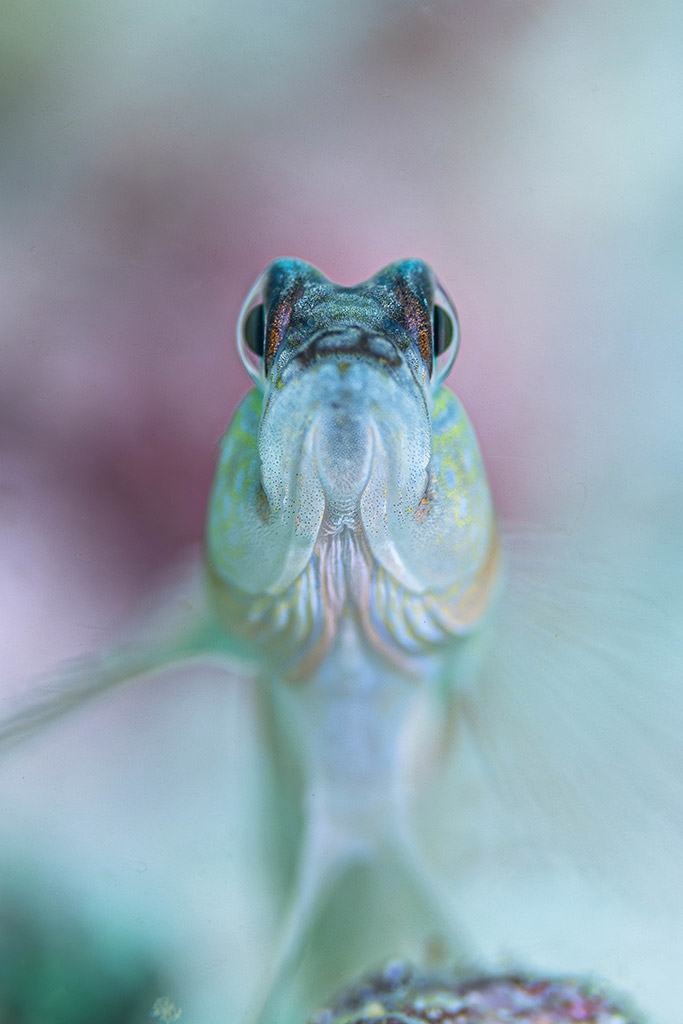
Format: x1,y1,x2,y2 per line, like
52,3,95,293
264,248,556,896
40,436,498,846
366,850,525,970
433,304,454,358
244,303,265,357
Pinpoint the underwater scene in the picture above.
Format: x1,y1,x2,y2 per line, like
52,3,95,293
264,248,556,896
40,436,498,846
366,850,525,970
1,2,682,1022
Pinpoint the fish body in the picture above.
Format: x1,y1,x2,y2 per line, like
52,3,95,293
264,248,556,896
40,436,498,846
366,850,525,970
201,259,502,1017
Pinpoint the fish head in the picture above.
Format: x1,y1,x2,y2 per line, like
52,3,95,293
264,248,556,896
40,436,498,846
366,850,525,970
237,258,459,543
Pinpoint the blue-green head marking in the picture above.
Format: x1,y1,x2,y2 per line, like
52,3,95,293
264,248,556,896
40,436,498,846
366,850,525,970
237,258,459,388
207,259,498,674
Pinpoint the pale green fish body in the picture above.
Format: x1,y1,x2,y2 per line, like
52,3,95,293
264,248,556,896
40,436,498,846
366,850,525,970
200,259,501,1019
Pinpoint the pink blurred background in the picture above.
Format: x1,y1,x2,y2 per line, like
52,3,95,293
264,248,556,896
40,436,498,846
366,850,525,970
1,1,682,1020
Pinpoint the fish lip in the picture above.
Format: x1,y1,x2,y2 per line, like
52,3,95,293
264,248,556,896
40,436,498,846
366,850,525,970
291,328,403,369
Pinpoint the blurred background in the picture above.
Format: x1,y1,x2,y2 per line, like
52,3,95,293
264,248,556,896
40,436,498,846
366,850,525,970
1,0,682,1021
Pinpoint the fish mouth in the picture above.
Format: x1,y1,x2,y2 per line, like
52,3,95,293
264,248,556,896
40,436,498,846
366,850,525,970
292,328,402,369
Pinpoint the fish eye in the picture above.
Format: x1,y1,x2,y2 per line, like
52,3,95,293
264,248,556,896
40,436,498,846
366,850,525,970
431,281,460,387
243,304,265,357
237,274,268,386
433,304,454,358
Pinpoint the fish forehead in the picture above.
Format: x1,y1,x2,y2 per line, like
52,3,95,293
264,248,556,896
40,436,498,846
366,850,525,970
262,258,436,372
264,257,434,303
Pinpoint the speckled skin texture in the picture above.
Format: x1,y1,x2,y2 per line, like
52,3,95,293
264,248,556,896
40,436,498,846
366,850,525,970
308,964,640,1024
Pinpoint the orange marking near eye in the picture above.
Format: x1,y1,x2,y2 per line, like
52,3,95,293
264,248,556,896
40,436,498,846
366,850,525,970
265,279,305,371
395,277,432,371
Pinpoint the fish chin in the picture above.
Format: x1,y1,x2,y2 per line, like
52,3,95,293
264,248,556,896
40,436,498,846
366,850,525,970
313,407,375,516
259,356,431,534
